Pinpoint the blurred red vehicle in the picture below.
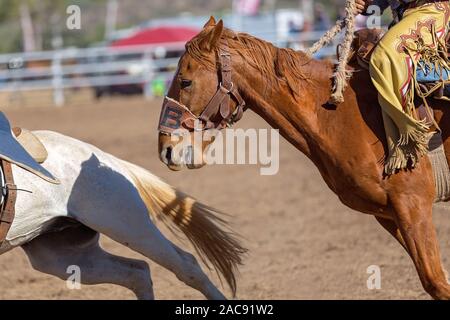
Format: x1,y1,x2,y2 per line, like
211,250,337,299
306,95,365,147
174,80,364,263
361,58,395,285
94,26,199,98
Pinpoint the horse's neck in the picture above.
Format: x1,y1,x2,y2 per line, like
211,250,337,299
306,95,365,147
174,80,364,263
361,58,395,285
238,57,334,162
239,53,393,192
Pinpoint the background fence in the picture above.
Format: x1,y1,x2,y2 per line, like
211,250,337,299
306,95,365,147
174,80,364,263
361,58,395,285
0,30,339,107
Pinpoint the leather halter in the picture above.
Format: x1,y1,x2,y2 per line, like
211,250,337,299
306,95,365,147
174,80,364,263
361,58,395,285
158,41,246,135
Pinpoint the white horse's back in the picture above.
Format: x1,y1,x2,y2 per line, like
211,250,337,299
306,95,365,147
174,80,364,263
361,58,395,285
2,130,132,250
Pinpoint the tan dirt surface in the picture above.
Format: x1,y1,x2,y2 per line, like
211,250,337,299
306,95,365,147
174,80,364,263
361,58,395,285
0,94,449,299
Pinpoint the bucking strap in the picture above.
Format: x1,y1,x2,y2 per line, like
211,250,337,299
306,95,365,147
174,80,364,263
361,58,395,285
0,160,17,245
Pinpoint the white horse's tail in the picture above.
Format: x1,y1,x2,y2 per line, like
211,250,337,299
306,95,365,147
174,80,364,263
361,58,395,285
120,160,247,296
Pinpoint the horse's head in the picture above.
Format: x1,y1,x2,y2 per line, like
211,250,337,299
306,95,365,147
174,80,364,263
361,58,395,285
158,17,246,170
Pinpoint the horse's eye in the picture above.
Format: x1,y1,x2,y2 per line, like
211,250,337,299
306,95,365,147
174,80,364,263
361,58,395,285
180,79,192,89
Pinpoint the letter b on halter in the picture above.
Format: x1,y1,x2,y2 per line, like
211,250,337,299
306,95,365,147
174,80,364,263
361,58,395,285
159,102,183,131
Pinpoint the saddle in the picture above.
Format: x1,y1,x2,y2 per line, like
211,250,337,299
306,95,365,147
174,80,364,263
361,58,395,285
0,113,58,245
351,28,386,70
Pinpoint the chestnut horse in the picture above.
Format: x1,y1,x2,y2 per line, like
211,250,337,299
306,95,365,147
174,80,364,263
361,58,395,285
158,17,450,299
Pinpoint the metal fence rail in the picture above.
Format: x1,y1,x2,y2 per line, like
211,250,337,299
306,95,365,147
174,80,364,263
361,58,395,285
0,32,340,106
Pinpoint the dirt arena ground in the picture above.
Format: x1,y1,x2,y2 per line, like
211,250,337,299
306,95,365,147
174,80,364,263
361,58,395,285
0,92,449,300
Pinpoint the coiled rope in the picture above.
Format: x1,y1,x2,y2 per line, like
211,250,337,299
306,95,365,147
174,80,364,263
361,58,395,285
305,0,357,104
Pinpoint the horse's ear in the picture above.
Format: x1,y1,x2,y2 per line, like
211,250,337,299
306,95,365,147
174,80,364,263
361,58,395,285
203,16,216,28
202,19,224,51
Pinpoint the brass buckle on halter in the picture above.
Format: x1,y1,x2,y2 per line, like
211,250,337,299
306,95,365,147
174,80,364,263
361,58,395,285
220,82,233,93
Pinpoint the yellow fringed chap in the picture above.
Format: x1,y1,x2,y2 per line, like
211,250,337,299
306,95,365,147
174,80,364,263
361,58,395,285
369,1,450,174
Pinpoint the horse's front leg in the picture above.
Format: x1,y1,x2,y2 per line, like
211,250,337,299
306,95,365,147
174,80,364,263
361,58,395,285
375,216,407,250
389,193,450,299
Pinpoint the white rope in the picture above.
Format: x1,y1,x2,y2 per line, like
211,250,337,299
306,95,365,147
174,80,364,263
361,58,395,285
306,0,357,104
305,19,346,56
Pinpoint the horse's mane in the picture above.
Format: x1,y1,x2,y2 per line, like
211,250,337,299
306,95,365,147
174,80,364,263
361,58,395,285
186,27,333,99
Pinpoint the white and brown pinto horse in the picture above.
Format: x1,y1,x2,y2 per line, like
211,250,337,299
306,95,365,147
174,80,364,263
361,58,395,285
0,130,245,299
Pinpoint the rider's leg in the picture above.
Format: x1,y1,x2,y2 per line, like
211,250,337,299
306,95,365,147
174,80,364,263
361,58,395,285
369,3,450,173
22,225,154,299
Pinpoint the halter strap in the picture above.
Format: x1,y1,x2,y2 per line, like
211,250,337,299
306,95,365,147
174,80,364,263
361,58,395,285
158,40,246,135
199,41,246,128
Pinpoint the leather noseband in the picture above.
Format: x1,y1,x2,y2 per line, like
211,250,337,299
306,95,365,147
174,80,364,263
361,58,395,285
158,41,246,135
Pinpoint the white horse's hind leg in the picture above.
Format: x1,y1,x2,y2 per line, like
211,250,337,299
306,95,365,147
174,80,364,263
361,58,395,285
76,209,225,300
66,154,225,299
22,225,154,299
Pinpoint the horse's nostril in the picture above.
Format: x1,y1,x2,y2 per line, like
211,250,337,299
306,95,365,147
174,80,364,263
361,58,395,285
165,146,173,163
